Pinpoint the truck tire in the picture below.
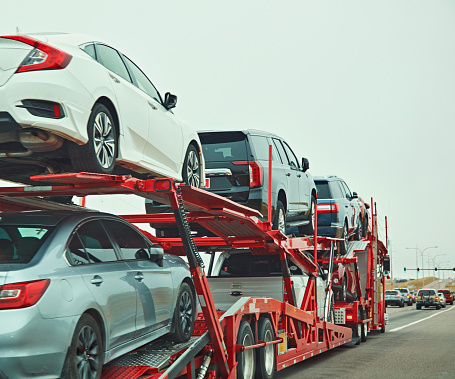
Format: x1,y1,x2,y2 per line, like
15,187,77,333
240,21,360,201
416,304,421,310
339,222,348,255
400,300,404,308
360,309,368,342
256,318,275,379
273,200,286,235
236,321,256,379
436,305,441,310
298,196,315,236
61,314,103,379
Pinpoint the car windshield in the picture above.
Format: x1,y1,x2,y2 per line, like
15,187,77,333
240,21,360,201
0,225,53,264
199,132,248,162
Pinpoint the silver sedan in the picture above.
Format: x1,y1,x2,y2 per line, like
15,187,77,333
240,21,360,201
0,210,195,379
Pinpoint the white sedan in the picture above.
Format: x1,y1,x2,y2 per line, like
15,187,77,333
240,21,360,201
0,33,204,186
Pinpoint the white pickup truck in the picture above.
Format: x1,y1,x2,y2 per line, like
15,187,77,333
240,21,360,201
205,249,327,318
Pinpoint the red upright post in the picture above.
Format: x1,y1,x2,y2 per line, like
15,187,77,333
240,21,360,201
268,145,272,225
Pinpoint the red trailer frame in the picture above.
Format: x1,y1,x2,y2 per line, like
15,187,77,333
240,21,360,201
0,172,388,378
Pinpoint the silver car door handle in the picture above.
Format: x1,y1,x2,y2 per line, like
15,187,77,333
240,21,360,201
134,272,144,281
286,173,291,177
297,174,301,178
148,101,157,110
109,73,120,83
90,275,103,285
230,291,243,296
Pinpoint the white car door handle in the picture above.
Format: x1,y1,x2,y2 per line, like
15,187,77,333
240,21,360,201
148,101,157,110
134,272,144,281
109,73,120,83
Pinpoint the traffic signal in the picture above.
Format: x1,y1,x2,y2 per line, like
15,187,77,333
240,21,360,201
435,267,438,272
417,268,420,272
404,267,406,272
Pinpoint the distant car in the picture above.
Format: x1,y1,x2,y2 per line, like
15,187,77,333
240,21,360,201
197,130,317,235
438,289,454,305
314,176,362,253
437,292,447,308
0,33,204,186
394,287,413,306
385,290,404,307
416,289,440,310
0,210,196,378
410,290,418,303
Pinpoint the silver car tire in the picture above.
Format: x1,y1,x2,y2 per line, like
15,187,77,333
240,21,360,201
62,314,103,379
182,144,201,187
169,282,195,343
273,200,286,235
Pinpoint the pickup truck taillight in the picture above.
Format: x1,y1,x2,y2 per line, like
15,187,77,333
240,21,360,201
233,161,263,188
317,203,339,213
1,35,72,73
0,279,50,310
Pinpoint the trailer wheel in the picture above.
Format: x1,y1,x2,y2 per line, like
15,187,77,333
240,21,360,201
256,318,275,379
69,103,117,174
273,200,286,235
236,321,256,379
182,144,201,187
360,310,368,342
62,314,103,379
169,282,195,343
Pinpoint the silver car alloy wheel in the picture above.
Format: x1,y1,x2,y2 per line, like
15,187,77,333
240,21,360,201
310,201,315,230
179,291,193,335
93,112,115,169
76,325,100,379
185,149,200,187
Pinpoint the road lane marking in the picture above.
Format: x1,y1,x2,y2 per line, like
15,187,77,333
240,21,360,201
389,306,455,332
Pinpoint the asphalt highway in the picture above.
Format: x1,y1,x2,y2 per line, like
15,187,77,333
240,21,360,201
275,303,455,378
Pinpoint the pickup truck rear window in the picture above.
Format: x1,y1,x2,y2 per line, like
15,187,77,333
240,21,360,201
418,290,436,296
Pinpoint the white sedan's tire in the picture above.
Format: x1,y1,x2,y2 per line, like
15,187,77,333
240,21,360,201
69,103,117,174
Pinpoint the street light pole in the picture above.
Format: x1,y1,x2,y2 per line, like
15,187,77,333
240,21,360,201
406,246,438,288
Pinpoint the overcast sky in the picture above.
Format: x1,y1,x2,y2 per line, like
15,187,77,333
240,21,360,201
3,0,455,279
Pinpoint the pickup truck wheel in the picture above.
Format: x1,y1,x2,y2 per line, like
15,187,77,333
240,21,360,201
339,222,348,255
298,196,315,236
256,318,275,379
182,144,201,187
62,314,103,379
69,103,117,174
169,283,195,343
236,321,256,379
273,200,286,235
416,304,421,309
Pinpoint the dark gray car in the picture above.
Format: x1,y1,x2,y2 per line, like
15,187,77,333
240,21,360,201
0,210,195,379
198,130,317,235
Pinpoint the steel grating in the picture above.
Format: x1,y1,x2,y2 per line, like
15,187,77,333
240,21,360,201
105,337,199,371
334,308,346,324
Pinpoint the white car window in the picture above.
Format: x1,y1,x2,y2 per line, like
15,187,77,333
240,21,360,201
96,44,132,83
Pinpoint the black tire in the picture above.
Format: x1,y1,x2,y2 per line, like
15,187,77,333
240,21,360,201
380,326,385,333
169,282,195,343
361,215,368,238
451,301,453,305
407,301,412,306
340,276,347,302
339,222,348,255
236,321,256,379
256,318,275,379
69,103,118,174
436,305,441,310
350,322,361,345
416,304,421,310
400,300,404,308
360,309,368,343
182,144,202,187
354,217,362,241
61,314,103,379
299,196,315,236
272,200,286,235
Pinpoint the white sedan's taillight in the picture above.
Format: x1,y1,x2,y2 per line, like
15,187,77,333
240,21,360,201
1,35,72,73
